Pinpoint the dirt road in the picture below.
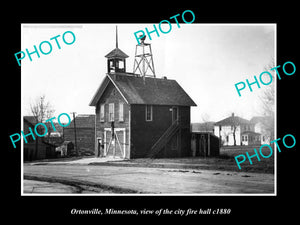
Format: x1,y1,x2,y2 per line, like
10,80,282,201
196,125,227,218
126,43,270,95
23,164,274,194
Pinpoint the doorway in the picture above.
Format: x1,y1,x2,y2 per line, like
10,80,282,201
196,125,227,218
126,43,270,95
172,106,178,123
104,128,126,158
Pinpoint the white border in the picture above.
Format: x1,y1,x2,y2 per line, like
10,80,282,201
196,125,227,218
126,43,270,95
274,23,277,196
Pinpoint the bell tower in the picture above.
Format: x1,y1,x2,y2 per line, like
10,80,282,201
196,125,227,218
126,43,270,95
105,26,129,74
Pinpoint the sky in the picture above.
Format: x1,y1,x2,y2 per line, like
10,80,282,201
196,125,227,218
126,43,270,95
21,23,275,123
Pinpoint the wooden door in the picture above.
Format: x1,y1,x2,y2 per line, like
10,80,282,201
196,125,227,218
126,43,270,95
104,128,126,158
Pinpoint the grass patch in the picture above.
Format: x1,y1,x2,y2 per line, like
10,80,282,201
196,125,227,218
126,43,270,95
219,146,274,173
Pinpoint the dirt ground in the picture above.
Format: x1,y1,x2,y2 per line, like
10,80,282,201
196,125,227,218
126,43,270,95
24,164,274,194
23,179,121,194
23,146,275,194
28,145,275,174
89,146,275,174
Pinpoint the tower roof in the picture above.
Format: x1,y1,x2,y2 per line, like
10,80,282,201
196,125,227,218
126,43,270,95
105,47,129,59
105,25,129,59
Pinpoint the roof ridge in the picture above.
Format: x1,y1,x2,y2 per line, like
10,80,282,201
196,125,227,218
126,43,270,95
90,73,196,107
105,47,129,59
215,115,250,126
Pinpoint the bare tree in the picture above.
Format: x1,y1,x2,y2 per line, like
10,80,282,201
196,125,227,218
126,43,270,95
30,95,55,159
231,115,238,146
31,95,54,120
200,113,211,132
232,125,237,146
222,128,232,146
260,60,275,116
259,59,275,140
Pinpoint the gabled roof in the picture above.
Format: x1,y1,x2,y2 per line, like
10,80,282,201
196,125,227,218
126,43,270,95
89,73,197,107
215,114,251,126
24,116,37,126
105,48,129,59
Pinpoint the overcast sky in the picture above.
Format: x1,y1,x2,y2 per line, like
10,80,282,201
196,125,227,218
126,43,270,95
21,23,275,123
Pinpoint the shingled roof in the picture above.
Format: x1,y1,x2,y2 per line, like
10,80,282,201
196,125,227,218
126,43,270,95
89,73,197,107
65,114,95,129
105,48,129,59
24,116,37,126
215,114,251,126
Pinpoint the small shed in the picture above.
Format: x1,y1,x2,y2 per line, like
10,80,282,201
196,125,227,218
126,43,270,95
191,132,220,157
56,141,74,157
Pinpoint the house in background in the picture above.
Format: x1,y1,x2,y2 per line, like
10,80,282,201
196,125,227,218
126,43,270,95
63,114,95,156
89,29,196,159
214,113,274,146
214,113,260,146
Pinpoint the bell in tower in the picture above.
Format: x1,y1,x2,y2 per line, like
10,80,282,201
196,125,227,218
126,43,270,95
105,26,129,74
133,35,156,78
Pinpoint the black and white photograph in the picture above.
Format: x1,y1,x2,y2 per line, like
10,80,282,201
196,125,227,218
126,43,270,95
20,23,276,195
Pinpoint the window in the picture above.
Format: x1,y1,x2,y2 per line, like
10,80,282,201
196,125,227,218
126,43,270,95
119,102,124,122
119,60,124,69
109,103,114,122
242,135,248,142
100,104,105,122
145,105,153,121
109,60,115,72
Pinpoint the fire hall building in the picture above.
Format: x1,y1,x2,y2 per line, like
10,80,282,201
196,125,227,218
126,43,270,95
89,28,196,159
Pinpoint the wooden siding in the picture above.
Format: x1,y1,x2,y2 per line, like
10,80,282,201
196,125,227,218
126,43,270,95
130,105,172,158
178,106,191,157
95,82,130,158
64,127,95,154
130,105,191,158
23,119,56,161
94,83,193,159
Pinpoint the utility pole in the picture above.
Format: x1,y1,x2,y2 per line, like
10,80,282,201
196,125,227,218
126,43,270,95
71,112,78,156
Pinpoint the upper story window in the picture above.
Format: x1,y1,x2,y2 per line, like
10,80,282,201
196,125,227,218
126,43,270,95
145,105,153,121
109,103,114,122
100,104,105,122
119,61,124,69
119,102,124,122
